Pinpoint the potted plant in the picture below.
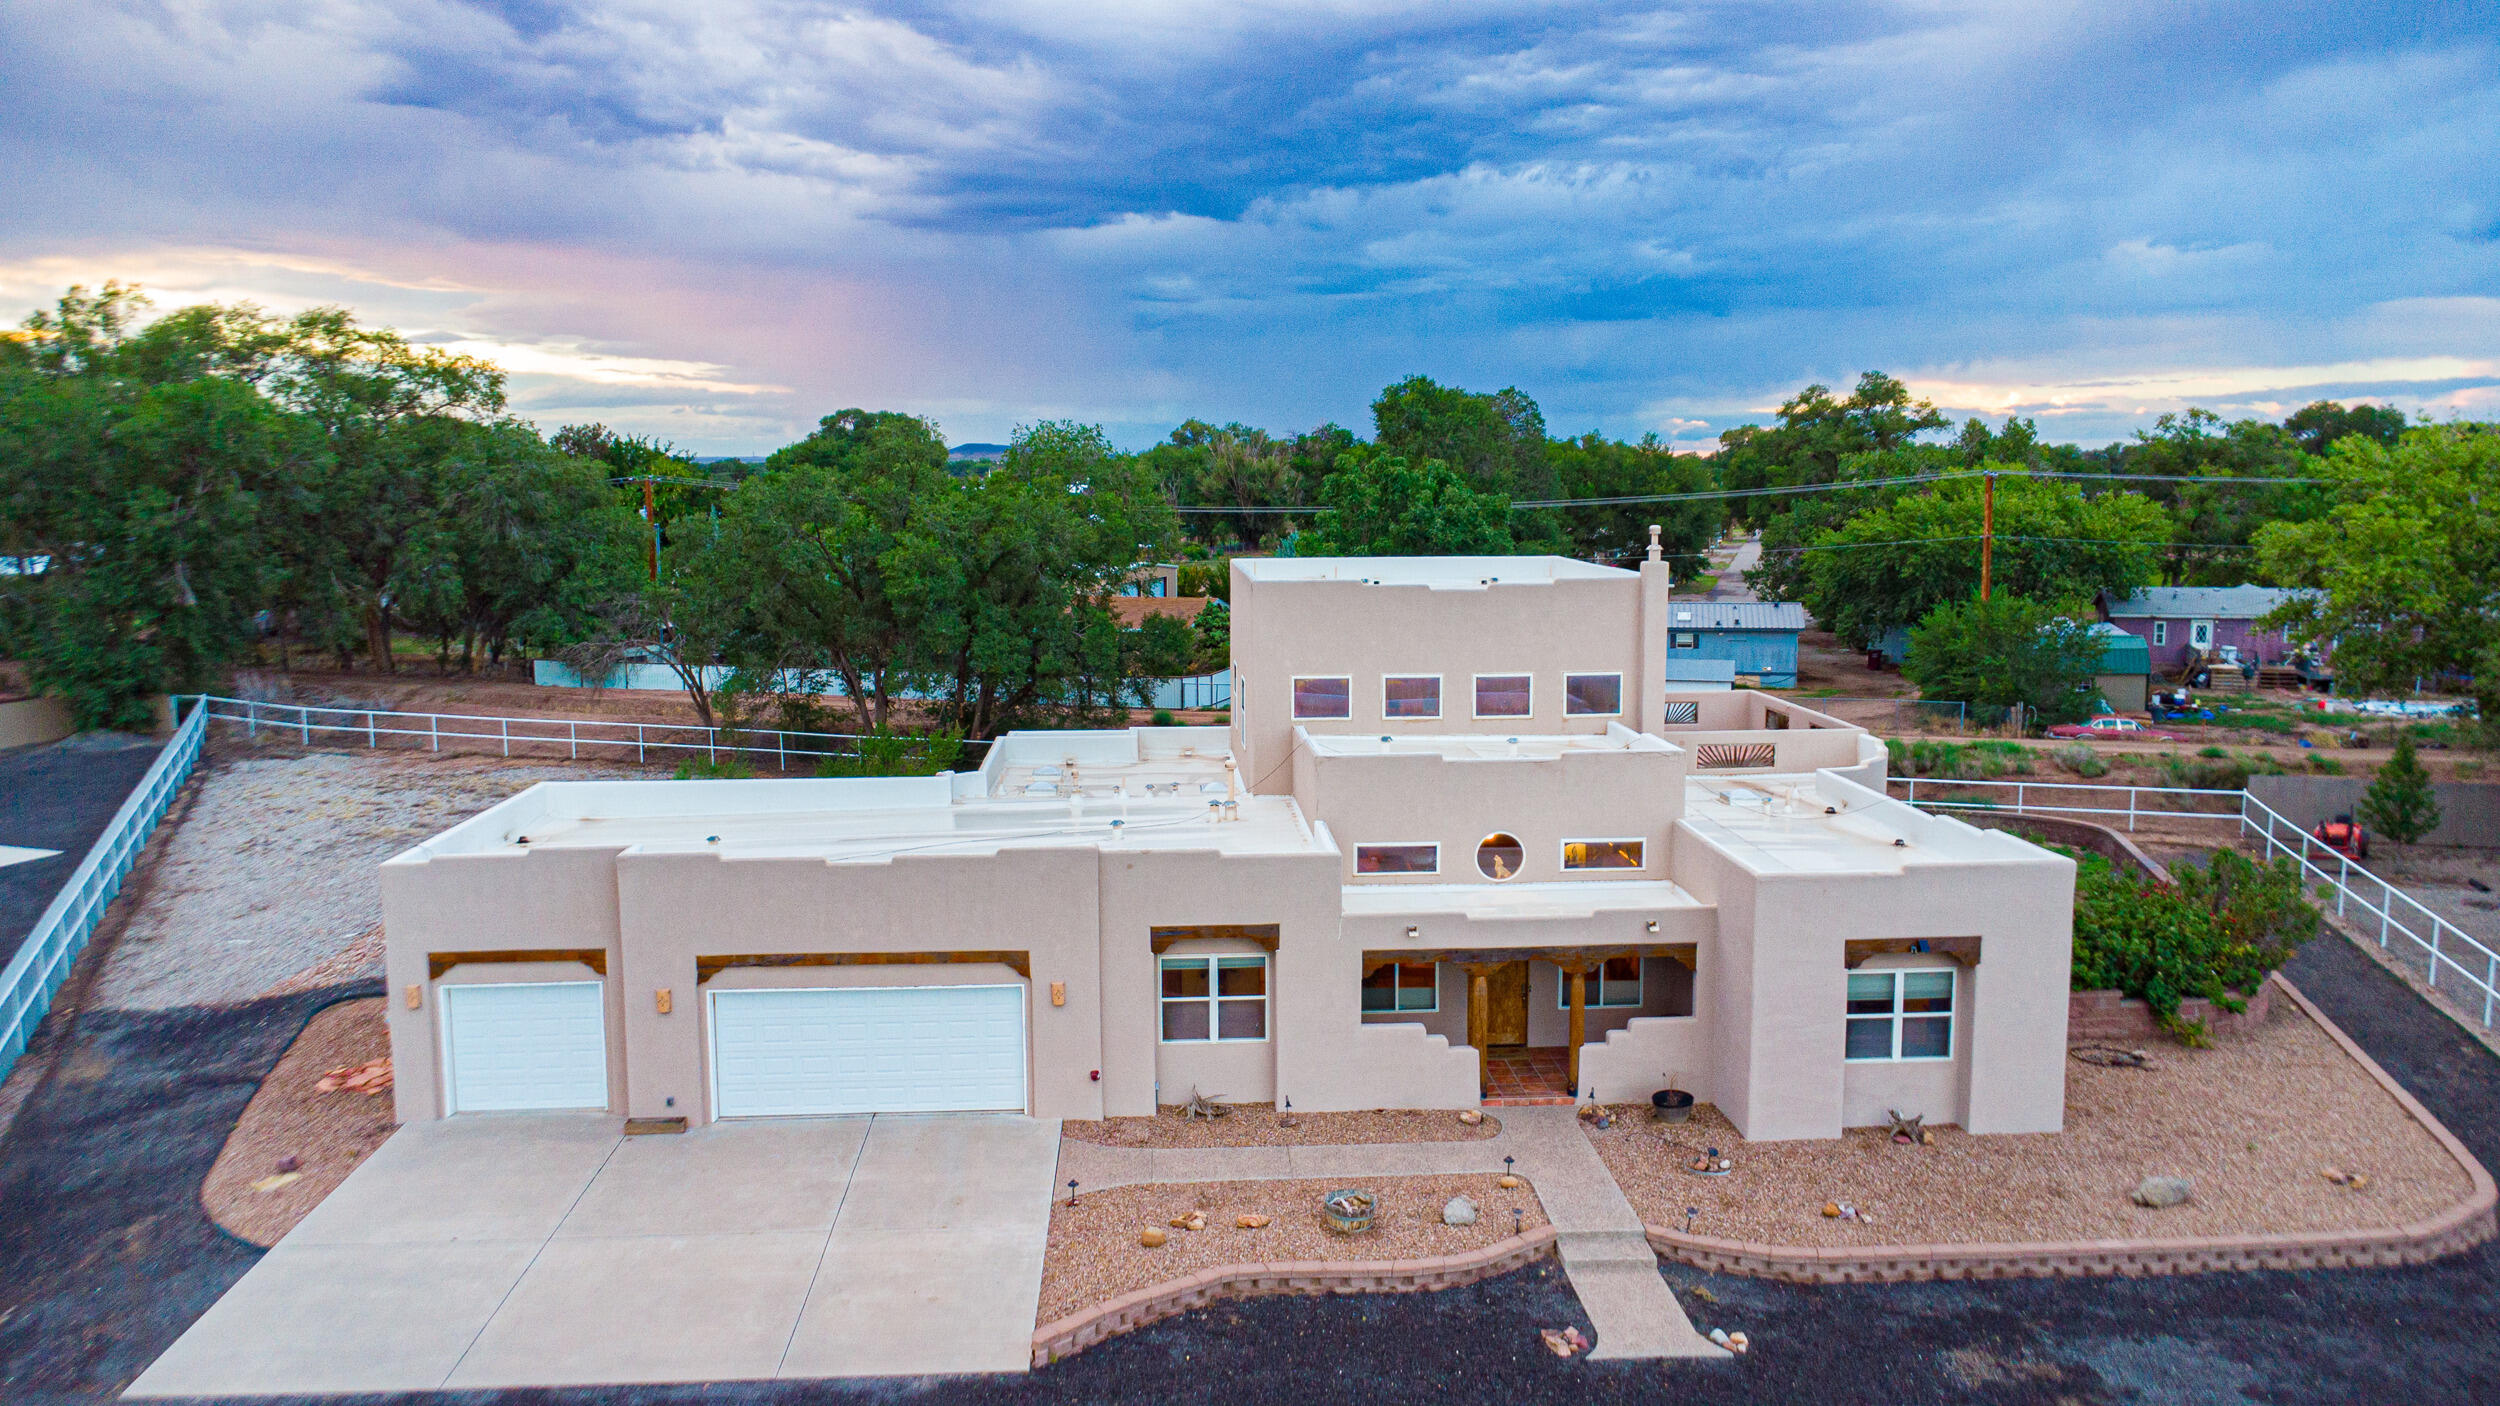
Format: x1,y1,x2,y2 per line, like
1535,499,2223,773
1651,1071,1695,1124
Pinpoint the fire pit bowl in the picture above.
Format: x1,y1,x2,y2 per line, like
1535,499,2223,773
1651,1089,1696,1124
1322,1188,1377,1234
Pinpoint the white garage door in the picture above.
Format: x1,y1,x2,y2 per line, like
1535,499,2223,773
710,985,1027,1117
440,981,610,1114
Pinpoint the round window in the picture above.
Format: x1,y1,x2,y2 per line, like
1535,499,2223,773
1476,833,1524,880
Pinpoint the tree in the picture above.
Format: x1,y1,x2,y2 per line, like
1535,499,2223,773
1371,376,1557,500
2284,400,2406,458
2118,408,2323,585
1302,457,1517,556
1901,597,2107,724
1794,473,2168,648
1546,432,1719,564
1722,372,1953,601
2359,732,2442,846
1145,420,1308,551
2253,425,2500,727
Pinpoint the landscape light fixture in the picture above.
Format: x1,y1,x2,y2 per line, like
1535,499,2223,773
1067,1179,1079,1207
1683,1207,1698,1234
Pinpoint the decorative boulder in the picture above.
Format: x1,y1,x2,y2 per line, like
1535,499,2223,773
1443,1195,1479,1227
2131,1175,2193,1209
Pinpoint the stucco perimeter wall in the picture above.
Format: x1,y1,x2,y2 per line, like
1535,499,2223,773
0,694,74,750
1297,740,1686,884
1679,817,2075,1141
2249,774,2500,851
381,844,630,1125
1229,567,1644,790
1096,847,1345,1115
610,846,1106,1125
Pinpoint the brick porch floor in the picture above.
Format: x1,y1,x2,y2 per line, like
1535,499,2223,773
1483,1046,1574,1105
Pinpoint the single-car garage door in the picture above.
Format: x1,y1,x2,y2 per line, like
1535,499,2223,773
710,984,1027,1117
440,980,610,1114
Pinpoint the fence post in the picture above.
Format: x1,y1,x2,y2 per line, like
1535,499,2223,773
300,706,310,745
2485,953,2496,1029
247,700,258,739
569,721,578,761
2016,782,2026,813
637,724,646,764
2379,880,2392,948
430,714,439,753
2428,926,2442,989
2127,787,2137,832
501,718,509,758
2337,856,2348,916
366,711,375,748
777,731,787,772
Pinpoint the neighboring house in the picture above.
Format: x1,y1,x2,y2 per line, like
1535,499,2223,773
1661,658,1736,692
381,548,2074,1142
2098,586,2320,674
1662,601,1809,687
1120,563,1182,598
2087,622,2152,714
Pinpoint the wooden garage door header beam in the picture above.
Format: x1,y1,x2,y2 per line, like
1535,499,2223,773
696,950,1033,983
429,949,608,980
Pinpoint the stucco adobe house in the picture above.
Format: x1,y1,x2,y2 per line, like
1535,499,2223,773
380,545,2077,1142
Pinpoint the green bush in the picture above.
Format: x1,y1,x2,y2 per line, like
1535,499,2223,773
1151,709,1178,727
817,728,965,778
2198,745,2228,759
2051,743,2109,778
2307,755,2344,775
2069,849,2319,1042
673,756,757,780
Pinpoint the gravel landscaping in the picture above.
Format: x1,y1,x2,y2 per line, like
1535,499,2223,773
1586,988,2478,1247
199,996,394,1247
1040,1173,1547,1324
92,744,636,1010
1064,1104,1501,1148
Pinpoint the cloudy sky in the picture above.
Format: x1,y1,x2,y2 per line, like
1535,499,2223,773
4,1,2495,453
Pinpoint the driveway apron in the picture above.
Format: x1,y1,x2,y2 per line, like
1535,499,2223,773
125,1111,1059,1395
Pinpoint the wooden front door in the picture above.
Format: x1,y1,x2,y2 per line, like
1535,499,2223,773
1483,961,1530,1047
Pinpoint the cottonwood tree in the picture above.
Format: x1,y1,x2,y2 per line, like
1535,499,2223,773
1302,457,1517,556
1902,597,2107,726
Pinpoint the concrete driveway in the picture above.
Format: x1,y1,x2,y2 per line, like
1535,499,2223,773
126,1111,1059,1395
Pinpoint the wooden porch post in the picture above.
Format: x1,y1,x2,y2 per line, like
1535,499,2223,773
1461,963,1496,1097
1566,967,1589,1096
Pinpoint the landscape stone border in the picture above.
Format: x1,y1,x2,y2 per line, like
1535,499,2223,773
1029,1227,1560,1367
1641,975,2496,1283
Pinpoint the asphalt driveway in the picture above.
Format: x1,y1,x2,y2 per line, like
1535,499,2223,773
126,1110,1059,1394
0,735,161,968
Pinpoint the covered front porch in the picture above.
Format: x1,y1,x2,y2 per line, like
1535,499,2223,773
1359,944,1698,1102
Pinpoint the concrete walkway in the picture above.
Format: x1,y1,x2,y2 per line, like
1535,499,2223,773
1057,1106,1721,1359
129,1112,1059,1395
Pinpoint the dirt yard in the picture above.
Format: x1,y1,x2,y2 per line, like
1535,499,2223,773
1586,990,2479,1248
91,742,640,1010
200,997,396,1246
1063,1104,1500,1148
1039,1173,1546,1324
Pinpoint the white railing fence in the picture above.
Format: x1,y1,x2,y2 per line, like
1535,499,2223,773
1890,776,2243,831
0,701,208,1086
184,696,993,772
2240,793,2500,1029
1890,774,2500,1031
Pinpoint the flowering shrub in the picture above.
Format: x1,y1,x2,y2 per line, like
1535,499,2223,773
2068,848,2319,1043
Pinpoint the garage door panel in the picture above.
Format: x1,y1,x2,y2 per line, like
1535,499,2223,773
443,981,609,1114
711,986,1026,1117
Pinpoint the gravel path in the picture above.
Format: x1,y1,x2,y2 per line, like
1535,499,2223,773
1065,1105,1501,1148
1040,1174,1545,1324
92,745,636,1010
1589,988,2476,1247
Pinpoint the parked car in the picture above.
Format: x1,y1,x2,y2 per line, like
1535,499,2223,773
2044,715,2191,742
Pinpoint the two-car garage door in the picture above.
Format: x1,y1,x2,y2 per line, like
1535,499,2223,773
710,985,1028,1117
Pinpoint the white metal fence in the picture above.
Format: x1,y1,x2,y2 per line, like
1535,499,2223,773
2240,793,2500,1029
0,702,208,1086
1893,773,2500,1031
1890,776,2243,831
186,695,992,771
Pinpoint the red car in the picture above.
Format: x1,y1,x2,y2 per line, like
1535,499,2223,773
2044,715,2190,742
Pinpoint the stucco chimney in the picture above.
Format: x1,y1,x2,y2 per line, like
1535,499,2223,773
1637,525,1670,734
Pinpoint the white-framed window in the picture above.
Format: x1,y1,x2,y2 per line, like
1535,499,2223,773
1474,673,1533,718
2152,621,2168,647
1556,955,1643,1008
1561,838,1645,870
1354,842,1439,875
1564,673,1622,716
1384,675,1442,719
1361,961,1438,1014
1476,833,1524,880
1292,675,1351,719
1160,954,1268,1042
1844,968,1955,1061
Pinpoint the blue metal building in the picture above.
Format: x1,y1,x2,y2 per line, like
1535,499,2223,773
1664,602,1809,688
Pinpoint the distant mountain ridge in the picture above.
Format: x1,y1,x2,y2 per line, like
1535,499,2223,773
948,442,1009,461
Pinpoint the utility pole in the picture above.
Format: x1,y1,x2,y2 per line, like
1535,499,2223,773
1979,470,1995,603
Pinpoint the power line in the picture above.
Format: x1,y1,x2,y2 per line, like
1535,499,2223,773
1756,534,2256,557
1168,466,2331,515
